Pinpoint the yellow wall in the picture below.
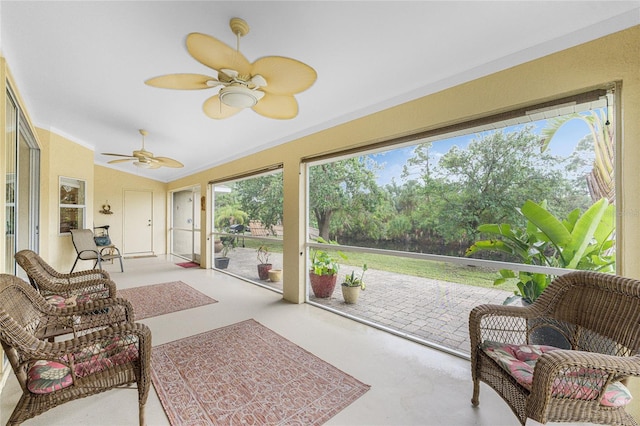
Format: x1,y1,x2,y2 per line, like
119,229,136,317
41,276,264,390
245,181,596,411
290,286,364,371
93,165,168,257
36,128,95,270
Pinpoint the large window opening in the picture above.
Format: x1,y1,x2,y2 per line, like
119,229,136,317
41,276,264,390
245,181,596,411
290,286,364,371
306,88,616,357
210,167,284,292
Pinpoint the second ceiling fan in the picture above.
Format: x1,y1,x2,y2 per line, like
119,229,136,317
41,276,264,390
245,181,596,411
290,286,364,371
145,17,317,120
102,130,183,169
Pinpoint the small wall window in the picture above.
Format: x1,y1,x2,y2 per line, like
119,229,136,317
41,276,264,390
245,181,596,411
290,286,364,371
59,177,86,234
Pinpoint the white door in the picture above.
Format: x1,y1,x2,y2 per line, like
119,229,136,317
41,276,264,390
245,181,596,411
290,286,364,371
123,190,153,255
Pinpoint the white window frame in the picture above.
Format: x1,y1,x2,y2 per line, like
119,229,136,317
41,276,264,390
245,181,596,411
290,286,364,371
59,176,86,235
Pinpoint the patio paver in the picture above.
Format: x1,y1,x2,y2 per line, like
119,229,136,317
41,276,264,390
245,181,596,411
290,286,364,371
217,247,511,355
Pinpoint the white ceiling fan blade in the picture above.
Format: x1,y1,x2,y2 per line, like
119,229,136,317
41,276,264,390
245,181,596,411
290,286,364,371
220,69,239,79
250,74,267,88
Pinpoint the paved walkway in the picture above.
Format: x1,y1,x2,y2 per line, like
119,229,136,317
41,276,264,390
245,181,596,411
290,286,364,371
219,247,511,356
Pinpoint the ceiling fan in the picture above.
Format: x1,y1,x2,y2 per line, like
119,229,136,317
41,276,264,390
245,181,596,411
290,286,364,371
145,17,317,120
102,130,184,169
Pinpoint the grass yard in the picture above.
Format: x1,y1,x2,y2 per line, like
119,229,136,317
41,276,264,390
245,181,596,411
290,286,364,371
241,238,518,293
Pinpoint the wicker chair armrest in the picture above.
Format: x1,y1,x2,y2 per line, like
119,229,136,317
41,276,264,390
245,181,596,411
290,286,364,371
73,297,133,319
67,268,112,283
527,351,640,420
61,321,151,353
37,278,116,299
29,322,151,365
46,297,134,327
469,303,536,349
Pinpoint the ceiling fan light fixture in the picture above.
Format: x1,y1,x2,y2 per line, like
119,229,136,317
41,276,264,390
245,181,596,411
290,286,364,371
219,86,263,108
134,160,152,169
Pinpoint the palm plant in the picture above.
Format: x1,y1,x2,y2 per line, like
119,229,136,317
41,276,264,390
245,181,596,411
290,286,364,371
541,109,614,203
466,198,615,304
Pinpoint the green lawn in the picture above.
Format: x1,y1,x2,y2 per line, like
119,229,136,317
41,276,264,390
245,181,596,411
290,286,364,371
240,238,517,293
336,250,516,291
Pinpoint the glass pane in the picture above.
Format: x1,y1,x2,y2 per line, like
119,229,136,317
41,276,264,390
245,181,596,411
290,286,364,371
172,228,192,259
60,207,83,234
60,184,79,204
171,189,199,261
212,170,284,291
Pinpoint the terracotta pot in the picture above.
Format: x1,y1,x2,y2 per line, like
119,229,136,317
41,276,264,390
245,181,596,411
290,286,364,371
257,263,272,280
341,285,360,304
309,272,337,298
268,269,282,282
214,240,223,253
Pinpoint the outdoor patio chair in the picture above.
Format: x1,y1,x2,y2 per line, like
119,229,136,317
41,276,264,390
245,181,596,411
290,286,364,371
15,249,116,302
470,271,640,425
70,228,124,273
0,273,151,425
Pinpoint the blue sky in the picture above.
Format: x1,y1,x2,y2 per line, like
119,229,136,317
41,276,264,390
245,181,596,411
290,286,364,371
369,116,594,186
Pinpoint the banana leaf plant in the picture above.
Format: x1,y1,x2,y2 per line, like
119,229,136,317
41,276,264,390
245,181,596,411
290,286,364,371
466,198,615,304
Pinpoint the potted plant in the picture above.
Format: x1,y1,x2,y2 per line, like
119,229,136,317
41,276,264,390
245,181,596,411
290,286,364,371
268,269,282,282
341,264,367,304
214,238,235,269
256,245,272,280
309,238,346,298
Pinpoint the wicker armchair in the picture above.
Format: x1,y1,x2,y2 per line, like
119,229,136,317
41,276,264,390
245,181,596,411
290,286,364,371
0,273,151,425
15,249,116,302
470,271,640,425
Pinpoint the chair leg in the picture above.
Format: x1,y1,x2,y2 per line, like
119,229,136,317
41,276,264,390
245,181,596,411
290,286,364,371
70,257,80,273
139,403,146,426
118,255,124,272
472,379,480,406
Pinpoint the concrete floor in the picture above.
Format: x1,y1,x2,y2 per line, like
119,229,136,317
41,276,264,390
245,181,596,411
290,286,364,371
1,255,586,425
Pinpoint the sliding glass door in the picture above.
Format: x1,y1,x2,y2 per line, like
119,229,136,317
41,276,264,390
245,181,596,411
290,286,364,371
5,87,39,276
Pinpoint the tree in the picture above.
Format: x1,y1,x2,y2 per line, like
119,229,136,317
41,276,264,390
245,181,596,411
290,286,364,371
407,127,586,244
309,157,381,241
233,173,283,233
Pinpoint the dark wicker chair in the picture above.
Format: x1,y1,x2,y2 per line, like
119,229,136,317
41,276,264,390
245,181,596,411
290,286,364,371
0,273,151,425
15,249,116,302
470,271,640,425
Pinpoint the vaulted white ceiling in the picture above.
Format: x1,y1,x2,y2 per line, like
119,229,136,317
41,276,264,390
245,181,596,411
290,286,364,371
2,1,639,182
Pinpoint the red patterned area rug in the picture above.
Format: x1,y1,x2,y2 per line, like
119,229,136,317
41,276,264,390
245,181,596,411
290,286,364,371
151,319,371,425
117,281,217,320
